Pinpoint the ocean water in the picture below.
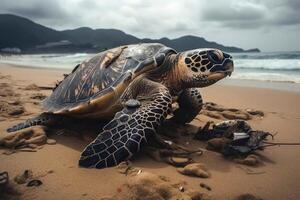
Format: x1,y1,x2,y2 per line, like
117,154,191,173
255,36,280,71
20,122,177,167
1,51,300,86
231,52,300,83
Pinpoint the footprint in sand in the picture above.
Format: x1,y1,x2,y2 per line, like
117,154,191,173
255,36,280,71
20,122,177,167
110,169,212,200
0,101,25,116
0,78,25,117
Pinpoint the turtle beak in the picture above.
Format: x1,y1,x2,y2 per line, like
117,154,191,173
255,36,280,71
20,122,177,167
225,61,234,77
223,52,234,76
206,59,234,82
210,58,234,77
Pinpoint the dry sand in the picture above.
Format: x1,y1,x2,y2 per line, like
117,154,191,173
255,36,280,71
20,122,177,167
1,63,300,200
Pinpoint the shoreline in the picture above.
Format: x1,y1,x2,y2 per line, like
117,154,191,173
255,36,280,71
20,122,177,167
2,62,300,93
0,61,72,72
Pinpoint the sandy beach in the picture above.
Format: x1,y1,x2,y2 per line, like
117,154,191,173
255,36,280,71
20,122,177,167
1,63,300,200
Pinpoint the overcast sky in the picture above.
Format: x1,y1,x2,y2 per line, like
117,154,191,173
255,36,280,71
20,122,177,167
1,0,299,51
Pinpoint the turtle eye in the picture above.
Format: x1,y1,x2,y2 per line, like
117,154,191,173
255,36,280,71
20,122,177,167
208,50,223,64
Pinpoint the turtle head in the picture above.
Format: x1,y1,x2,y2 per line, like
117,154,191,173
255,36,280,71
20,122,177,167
178,49,234,88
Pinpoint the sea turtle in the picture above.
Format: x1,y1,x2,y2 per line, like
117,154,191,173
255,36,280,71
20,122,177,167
7,43,234,169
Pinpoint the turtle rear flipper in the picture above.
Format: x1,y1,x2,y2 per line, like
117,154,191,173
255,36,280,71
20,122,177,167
6,113,61,132
79,80,172,168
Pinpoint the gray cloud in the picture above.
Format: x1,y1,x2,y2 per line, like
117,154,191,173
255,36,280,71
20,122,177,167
200,0,300,29
0,0,67,19
0,0,73,27
0,0,299,51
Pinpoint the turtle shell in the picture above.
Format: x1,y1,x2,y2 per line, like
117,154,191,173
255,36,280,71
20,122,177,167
42,43,175,114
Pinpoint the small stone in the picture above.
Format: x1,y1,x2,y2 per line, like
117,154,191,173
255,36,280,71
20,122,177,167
235,193,263,200
27,144,38,149
166,156,192,167
243,158,258,166
46,139,57,145
177,163,211,178
200,183,212,191
206,138,231,152
7,106,24,116
234,155,261,166
19,148,37,152
246,109,264,117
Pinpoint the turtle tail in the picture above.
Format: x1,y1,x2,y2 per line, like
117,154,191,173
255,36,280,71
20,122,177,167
6,113,60,133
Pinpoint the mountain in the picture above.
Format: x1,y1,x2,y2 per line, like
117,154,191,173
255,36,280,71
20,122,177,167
62,27,140,48
0,14,260,53
0,14,64,50
142,36,246,52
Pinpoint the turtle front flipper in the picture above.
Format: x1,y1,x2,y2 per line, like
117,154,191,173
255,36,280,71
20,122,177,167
171,88,203,124
79,79,172,169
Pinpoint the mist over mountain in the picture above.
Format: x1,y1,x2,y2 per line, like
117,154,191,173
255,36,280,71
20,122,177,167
0,14,259,53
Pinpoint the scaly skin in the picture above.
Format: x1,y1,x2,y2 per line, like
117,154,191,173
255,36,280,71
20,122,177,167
79,78,172,168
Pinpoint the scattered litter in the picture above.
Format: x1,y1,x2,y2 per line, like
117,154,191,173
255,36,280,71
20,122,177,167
0,171,9,186
179,186,185,192
116,161,142,176
0,171,21,199
26,179,43,187
195,120,273,156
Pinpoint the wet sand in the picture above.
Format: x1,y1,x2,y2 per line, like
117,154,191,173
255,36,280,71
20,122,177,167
1,63,300,200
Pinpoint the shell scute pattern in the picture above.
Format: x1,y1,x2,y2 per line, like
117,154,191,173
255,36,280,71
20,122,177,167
42,43,167,112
